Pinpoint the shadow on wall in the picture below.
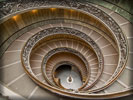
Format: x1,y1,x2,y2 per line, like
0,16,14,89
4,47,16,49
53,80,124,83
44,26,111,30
129,3,133,99
0,27,4,97
130,0,133,93
11,94,133,100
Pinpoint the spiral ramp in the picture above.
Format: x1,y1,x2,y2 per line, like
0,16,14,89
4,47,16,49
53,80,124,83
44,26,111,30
0,1,132,100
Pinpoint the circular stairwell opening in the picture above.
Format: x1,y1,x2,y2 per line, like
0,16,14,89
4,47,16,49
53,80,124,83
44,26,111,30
54,64,83,90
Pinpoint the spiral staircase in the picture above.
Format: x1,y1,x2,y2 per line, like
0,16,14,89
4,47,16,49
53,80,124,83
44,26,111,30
0,0,133,100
